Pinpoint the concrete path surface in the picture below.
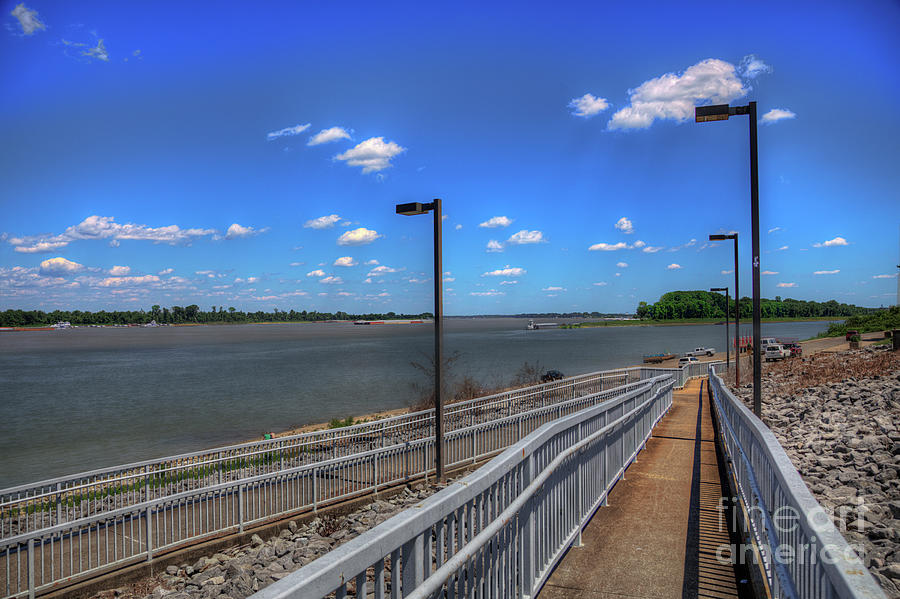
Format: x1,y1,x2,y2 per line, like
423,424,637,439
539,378,755,599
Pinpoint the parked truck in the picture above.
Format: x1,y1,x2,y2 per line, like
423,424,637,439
685,347,715,357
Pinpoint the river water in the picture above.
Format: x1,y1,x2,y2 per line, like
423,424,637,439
0,318,834,488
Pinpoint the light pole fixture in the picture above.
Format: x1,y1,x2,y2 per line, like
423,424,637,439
396,199,445,481
709,233,740,392
700,102,761,418
710,287,730,370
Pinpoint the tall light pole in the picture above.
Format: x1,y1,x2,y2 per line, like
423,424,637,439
710,287,730,370
709,233,740,391
396,199,445,481
699,103,761,417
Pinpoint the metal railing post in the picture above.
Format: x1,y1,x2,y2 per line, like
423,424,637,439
27,537,35,599
238,485,245,532
144,506,153,561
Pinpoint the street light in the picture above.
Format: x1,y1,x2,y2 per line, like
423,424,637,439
699,102,761,418
396,199,445,481
710,287,730,370
709,233,740,390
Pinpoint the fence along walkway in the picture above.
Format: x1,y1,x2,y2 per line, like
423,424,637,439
1,367,638,539
0,367,689,599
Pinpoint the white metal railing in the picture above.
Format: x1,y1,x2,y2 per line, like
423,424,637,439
708,370,886,599
250,374,675,599
0,369,679,599
0,368,638,539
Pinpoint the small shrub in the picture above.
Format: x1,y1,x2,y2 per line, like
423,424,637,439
328,416,355,429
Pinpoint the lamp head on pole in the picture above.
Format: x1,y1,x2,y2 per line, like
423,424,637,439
709,233,737,241
710,287,728,293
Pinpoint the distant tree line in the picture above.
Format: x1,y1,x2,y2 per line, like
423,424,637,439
635,291,880,321
0,306,433,327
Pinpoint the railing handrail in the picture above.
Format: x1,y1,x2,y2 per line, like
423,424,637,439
251,374,674,599
708,369,886,599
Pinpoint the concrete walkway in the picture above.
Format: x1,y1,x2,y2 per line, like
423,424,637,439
539,378,754,599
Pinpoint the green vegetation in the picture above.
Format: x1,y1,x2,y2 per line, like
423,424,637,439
817,305,900,338
0,306,432,327
636,290,878,321
328,416,356,429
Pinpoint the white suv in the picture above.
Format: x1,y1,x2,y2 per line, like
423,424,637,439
764,344,790,361
678,356,700,366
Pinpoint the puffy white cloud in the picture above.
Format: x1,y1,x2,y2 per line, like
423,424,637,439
338,227,381,246
304,214,342,229
761,108,797,125
814,270,840,275
777,282,797,288
8,215,216,252
642,246,664,253
334,137,405,173
506,230,545,245
470,290,505,297
365,259,379,265
39,257,84,274
568,93,609,118
486,240,504,253
97,275,160,287
267,123,311,141
542,286,565,292
108,265,130,275
306,269,326,277
308,127,351,146
632,240,646,248
319,275,343,284
455,224,463,231
739,55,772,79
666,263,682,270
589,242,628,251
479,216,513,228
616,262,628,268
761,270,779,275
333,256,358,267
367,265,398,276
813,236,848,247
224,223,268,239
483,266,526,277
158,268,174,275
614,217,634,234
10,3,45,35
608,58,748,130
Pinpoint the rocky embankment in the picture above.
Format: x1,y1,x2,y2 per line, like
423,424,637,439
93,479,451,599
730,346,900,596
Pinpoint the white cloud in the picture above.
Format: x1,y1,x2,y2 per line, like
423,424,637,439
777,282,797,288
333,256,358,267
739,55,772,79
308,127,351,146
320,275,343,284
367,265,398,276
334,137,405,173
642,246,664,253
666,263,682,270
761,108,797,125
777,245,789,251
483,266,526,277
542,286,565,292
873,273,898,279
10,3,45,35
616,262,628,268
97,275,160,287
338,227,381,246
82,39,108,62
267,123,311,141
470,290,505,297
506,230,545,245
365,259,379,265
499,280,518,285
614,217,634,234
721,270,733,275
608,58,748,130
108,265,131,276
455,224,463,231
813,236,848,248
306,269,326,277
486,240,504,253
593,281,608,286
768,226,782,234
589,242,628,251
39,257,84,275
304,214,342,229
7,215,216,252
814,270,840,275
443,276,455,282
568,93,609,118
632,240,646,248
289,262,304,267
225,223,268,239
158,268,174,275
479,216,513,228
761,270,778,275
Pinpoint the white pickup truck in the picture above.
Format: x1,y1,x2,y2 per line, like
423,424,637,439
685,347,715,357
764,344,791,361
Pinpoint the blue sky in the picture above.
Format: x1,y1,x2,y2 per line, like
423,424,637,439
2,1,898,315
